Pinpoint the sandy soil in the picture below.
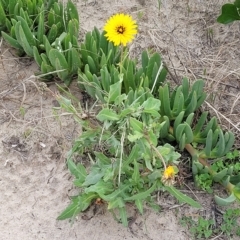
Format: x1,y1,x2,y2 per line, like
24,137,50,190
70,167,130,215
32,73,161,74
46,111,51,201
0,0,239,239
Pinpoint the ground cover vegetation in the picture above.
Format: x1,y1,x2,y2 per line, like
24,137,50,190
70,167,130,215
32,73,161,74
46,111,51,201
180,207,240,239
1,0,239,231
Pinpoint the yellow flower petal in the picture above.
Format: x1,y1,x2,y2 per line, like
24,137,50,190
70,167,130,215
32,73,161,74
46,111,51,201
163,166,176,179
104,13,137,46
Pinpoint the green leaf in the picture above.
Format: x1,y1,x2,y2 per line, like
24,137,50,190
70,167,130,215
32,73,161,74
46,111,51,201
87,55,97,74
67,19,79,39
69,48,81,73
9,0,17,17
132,159,140,183
49,49,68,70
149,130,158,146
165,186,201,208
128,131,144,142
214,193,236,206
108,80,122,103
213,168,228,183
40,62,54,75
143,109,160,117
234,0,240,8
135,199,144,214
122,58,135,92
55,58,70,84
0,2,6,26
82,168,104,187
66,0,79,22
85,180,114,197
15,23,34,56
119,107,132,118
141,50,149,72
217,4,240,24
142,97,161,112
103,168,115,182
146,53,160,83
47,24,58,43
161,84,172,117
145,158,153,171
125,182,157,201
57,193,97,220
148,170,162,181
37,10,44,45
233,186,240,200
122,145,140,168
104,184,130,202
33,46,42,67
96,108,120,121
129,117,143,133
119,207,128,227
16,16,35,47
1,31,23,52
67,159,87,181
157,144,181,163
107,197,125,209
57,197,81,220
230,174,240,185
94,152,111,165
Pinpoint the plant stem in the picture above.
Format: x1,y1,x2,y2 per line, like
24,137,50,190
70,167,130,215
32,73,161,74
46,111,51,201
145,132,166,170
184,143,210,168
169,126,235,194
151,144,167,170
185,143,235,193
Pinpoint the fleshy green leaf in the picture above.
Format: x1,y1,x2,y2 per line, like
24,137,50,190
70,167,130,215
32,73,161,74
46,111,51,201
214,193,236,206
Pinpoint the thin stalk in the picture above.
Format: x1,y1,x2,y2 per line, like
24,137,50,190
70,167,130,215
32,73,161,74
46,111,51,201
150,62,163,94
145,132,166,170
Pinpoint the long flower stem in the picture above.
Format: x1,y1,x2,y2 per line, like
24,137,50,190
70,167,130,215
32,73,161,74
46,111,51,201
145,133,166,170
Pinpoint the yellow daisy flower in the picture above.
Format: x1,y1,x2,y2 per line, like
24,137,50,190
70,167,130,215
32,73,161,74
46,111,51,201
162,165,178,186
163,166,176,179
104,13,137,46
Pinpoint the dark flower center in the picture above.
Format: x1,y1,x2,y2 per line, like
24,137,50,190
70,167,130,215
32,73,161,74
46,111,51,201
116,25,125,34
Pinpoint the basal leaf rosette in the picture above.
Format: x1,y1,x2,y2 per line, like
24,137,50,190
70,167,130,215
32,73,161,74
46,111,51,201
104,13,137,46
